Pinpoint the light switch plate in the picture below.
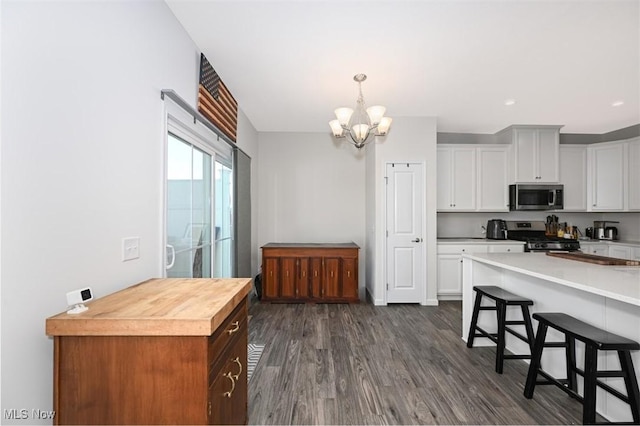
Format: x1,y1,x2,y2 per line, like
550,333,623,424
122,237,140,261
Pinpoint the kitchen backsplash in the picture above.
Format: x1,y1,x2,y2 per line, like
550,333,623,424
437,212,640,241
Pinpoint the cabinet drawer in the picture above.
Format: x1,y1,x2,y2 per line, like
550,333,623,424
437,244,489,255
208,298,247,364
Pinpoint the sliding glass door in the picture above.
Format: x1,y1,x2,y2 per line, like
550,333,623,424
166,133,213,278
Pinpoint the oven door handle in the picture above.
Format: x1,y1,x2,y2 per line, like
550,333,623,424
548,190,556,207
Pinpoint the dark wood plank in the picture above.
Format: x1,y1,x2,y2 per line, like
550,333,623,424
248,300,586,424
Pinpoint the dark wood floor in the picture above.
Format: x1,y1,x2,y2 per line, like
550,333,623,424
247,300,583,425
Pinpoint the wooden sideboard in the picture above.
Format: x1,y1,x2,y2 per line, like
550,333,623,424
261,243,359,303
46,278,251,425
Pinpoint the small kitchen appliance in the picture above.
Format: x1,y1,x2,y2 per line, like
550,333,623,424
506,220,581,252
593,221,619,240
509,184,564,211
486,219,508,240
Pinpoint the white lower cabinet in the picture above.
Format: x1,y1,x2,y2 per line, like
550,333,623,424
437,255,463,298
581,243,609,256
437,242,524,300
608,245,633,260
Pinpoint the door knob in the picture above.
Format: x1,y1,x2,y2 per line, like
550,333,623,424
411,238,423,243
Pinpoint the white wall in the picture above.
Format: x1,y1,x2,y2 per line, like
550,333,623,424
0,1,206,421
257,132,366,294
370,117,439,306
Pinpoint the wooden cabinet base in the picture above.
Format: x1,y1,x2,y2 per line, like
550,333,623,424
261,243,360,303
52,297,248,425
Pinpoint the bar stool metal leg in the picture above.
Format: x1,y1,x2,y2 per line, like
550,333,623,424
618,350,640,423
583,344,598,425
496,301,507,374
524,321,548,399
565,336,578,394
467,291,483,348
521,304,535,353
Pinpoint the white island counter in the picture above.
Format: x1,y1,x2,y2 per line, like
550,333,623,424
462,252,640,423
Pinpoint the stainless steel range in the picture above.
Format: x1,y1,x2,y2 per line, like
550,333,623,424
506,220,581,252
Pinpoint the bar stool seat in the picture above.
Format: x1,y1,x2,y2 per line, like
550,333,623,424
524,312,640,425
466,285,535,374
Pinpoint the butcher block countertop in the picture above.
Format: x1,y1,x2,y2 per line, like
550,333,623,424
46,278,252,337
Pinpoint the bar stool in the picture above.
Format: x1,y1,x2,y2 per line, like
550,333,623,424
524,312,640,425
466,285,535,374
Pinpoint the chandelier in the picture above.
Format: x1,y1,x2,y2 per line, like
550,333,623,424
329,74,392,149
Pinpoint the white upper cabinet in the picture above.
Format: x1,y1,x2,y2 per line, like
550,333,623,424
497,125,561,183
628,138,640,211
437,147,476,211
559,145,587,211
476,146,509,211
588,142,625,211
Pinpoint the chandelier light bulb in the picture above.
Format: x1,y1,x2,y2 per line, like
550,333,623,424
334,107,354,126
377,117,392,135
328,119,344,137
366,105,386,125
352,124,369,143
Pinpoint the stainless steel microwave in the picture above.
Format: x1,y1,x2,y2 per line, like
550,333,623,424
509,184,563,211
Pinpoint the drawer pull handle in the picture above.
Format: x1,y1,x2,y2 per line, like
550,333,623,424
231,357,243,380
223,372,236,398
226,321,240,335
347,271,351,278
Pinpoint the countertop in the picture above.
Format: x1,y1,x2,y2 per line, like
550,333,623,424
261,242,359,248
45,278,252,336
437,238,526,245
463,252,640,306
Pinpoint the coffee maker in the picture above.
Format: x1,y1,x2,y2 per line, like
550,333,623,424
593,220,619,240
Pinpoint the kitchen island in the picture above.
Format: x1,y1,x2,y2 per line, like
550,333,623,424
462,252,640,423
46,277,251,425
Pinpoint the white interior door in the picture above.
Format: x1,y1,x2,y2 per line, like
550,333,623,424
386,163,424,303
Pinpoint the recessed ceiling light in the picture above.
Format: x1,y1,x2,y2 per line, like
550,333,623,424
504,99,516,106
612,100,624,107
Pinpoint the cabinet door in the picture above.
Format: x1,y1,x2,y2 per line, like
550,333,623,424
451,148,476,209
297,257,310,298
437,255,462,296
341,257,358,300
310,257,322,298
514,128,537,182
323,258,341,299
437,147,475,210
537,128,560,182
279,258,296,298
609,245,632,260
477,147,508,211
628,140,640,210
262,258,279,299
589,143,625,211
208,334,248,425
437,148,453,210
559,145,587,211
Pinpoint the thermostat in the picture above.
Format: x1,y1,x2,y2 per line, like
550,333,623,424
66,287,93,314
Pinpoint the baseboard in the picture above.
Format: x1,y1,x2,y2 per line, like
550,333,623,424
425,298,439,306
437,294,462,301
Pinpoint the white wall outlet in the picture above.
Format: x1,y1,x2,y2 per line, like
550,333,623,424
122,237,140,261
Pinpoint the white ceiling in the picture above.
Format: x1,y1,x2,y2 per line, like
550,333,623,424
166,0,639,135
